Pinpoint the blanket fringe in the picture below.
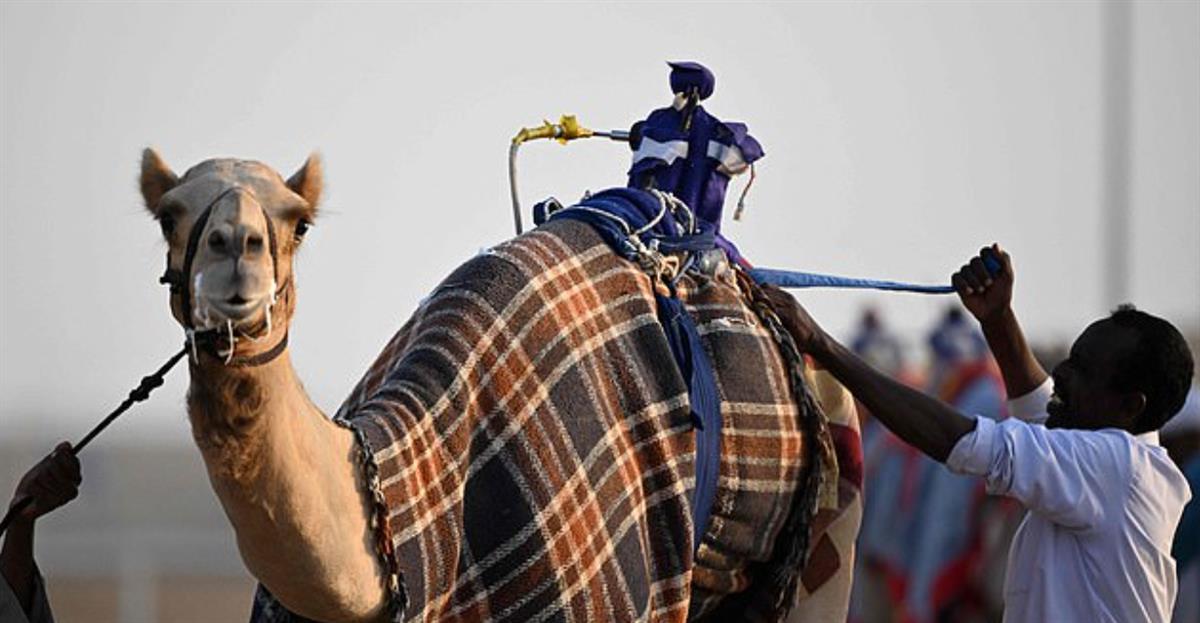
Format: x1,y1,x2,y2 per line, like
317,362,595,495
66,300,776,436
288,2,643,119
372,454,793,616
338,419,408,620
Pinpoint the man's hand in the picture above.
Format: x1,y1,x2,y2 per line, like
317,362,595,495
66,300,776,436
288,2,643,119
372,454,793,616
951,243,1013,324
760,284,829,355
10,442,81,524
951,243,1048,398
3,442,80,616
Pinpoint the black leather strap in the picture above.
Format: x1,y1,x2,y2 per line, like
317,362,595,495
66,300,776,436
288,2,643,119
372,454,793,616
229,331,289,367
179,201,215,330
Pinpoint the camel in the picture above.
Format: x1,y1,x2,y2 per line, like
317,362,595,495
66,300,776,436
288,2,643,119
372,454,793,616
138,149,862,623
139,150,387,621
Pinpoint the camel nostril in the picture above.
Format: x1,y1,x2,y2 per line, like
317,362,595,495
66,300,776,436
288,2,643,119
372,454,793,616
208,231,228,253
246,234,265,253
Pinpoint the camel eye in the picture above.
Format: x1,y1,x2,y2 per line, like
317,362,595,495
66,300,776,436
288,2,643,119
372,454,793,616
159,214,176,238
294,220,311,243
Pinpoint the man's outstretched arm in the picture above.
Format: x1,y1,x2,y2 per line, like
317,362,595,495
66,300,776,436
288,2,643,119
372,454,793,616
762,288,975,463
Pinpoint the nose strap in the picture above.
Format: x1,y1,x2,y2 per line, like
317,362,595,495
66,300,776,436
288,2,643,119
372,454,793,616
158,186,285,359
177,196,218,330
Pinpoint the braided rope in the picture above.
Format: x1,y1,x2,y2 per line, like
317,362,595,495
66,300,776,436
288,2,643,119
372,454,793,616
736,268,838,613
0,344,189,536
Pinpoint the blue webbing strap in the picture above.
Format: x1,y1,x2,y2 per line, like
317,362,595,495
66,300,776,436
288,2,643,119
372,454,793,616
655,292,722,549
749,254,1001,292
748,267,954,293
536,188,723,550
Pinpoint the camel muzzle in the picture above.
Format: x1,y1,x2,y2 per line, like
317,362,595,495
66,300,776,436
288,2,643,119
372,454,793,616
158,185,290,366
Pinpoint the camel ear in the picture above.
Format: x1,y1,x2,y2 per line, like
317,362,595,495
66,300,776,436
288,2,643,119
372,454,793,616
140,148,178,215
286,153,323,212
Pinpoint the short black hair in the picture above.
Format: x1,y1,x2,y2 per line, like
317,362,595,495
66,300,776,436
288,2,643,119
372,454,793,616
1106,304,1194,434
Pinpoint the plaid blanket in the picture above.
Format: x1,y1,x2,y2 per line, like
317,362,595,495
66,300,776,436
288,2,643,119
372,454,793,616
251,218,860,622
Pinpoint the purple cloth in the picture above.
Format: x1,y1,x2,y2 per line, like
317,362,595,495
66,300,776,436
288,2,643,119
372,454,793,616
627,62,764,233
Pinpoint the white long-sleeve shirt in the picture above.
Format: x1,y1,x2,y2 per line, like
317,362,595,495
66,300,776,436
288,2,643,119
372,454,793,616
946,379,1192,622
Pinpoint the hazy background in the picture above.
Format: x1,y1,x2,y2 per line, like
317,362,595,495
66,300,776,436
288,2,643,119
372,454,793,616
1,2,1197,621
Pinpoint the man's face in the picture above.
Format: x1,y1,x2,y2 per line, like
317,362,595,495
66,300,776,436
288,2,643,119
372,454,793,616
1046,319,1141,431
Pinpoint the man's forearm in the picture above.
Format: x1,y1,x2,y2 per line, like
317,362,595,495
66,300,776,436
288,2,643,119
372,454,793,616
814,334,976,462
0,517,36,614
979,307,1048,398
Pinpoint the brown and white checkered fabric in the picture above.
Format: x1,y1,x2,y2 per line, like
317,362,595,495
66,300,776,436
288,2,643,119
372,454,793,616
251,218,857,622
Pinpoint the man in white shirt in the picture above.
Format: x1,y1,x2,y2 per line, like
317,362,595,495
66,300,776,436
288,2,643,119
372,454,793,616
763,244,1195,622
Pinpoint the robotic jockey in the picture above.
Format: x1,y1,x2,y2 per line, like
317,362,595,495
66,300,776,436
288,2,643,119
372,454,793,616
626,61,764,267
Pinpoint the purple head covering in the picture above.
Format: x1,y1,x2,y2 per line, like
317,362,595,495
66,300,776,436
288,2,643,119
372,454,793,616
668,61,715,100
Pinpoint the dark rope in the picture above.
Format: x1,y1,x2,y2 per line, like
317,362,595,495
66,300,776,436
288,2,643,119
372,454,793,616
0,345,189,536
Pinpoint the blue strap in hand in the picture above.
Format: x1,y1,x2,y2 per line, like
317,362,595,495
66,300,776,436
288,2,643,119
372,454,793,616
749,253,1001,294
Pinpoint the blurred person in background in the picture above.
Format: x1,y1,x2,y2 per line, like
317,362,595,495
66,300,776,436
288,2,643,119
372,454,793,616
925,307,988,390
1,443,80,623
1162,387,1200,622
849,306,922,622
767,244,1194,622
851,306,1012,622
851,306,906,380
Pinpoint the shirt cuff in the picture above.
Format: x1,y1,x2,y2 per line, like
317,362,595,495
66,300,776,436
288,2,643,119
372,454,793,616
1008,378,1053,424
946,415,998,477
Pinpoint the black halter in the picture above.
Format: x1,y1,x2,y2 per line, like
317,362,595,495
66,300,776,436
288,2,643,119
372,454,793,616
158,186,290,366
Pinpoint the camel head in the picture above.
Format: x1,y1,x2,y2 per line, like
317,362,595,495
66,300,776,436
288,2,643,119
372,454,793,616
139,149,321,344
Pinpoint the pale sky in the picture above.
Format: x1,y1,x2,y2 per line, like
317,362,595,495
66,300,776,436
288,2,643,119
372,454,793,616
2,1,1197,441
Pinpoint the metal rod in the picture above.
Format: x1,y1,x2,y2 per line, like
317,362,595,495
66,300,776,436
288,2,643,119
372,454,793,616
507,124,629,238
509,142,523,236
593,130,631,142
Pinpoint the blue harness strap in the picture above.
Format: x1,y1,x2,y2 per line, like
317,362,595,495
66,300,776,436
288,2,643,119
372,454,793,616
749,254,1001,292
655,293,722,550
535,188,723,550
748,267,954,293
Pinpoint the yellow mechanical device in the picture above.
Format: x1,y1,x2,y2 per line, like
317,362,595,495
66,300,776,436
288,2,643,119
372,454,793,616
508,114,629,235
511,115,594,146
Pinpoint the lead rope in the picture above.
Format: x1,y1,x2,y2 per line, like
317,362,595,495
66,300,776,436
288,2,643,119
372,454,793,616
0,344,189,536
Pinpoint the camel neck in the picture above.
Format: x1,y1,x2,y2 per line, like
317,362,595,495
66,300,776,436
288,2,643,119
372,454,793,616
181,343,384,619
186,345,321,484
